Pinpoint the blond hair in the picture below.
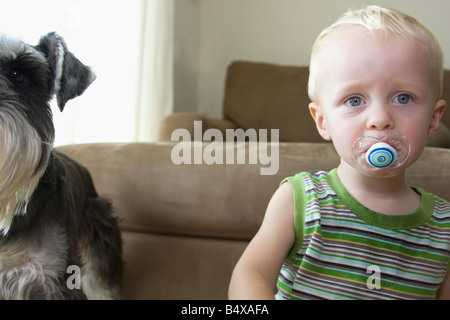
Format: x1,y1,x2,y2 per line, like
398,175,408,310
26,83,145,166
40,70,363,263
308,5,443,103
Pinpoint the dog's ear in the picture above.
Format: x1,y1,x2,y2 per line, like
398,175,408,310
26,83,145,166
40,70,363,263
35,32,96,111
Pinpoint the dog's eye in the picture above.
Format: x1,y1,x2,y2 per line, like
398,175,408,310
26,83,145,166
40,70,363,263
10,69,25,83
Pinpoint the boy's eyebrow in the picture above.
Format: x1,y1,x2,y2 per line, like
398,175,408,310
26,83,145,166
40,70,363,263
332,82,373,98
335,80,427,96
335,82,369,94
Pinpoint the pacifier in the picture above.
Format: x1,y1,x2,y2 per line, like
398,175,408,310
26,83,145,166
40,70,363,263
352,133,410,170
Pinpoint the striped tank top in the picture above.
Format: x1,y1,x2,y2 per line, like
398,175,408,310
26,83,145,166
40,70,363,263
275,169,450,300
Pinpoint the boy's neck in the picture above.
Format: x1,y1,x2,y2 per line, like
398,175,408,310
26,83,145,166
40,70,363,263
336,162,421,215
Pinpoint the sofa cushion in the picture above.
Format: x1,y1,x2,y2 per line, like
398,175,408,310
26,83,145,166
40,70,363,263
57,142,339,240
439,70,450,130
223,61,324,143
223,61,450,148
57,143,450,242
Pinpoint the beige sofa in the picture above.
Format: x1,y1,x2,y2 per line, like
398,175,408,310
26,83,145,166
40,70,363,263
57,142,450,300
57,61,450,299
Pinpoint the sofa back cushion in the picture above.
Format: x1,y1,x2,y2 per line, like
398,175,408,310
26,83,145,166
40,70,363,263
439,70,450,129
223,61,324,142
223,61,450,146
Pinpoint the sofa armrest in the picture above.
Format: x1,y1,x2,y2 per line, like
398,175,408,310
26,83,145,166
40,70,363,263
158,112,237,141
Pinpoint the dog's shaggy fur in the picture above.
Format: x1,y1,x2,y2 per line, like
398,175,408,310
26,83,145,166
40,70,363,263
0,32,123,299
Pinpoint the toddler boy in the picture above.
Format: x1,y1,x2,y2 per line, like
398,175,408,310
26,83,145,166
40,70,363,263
229,5,450,299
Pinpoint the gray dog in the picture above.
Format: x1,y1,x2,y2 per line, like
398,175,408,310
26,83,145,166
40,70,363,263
0,32,123,299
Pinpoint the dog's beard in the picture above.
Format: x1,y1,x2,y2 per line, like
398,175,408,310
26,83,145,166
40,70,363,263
0,102,53,235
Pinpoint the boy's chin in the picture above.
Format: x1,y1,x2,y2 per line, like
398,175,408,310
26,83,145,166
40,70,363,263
356,166,406,179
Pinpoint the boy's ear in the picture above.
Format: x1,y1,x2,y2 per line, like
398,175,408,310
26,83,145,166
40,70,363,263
427,99,446,139
309,102,332,141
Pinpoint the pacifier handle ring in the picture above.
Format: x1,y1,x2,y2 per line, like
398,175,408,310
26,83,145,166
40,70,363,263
366,142,397,168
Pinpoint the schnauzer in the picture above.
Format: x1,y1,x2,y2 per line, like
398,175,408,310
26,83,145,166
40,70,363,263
0,32,123,299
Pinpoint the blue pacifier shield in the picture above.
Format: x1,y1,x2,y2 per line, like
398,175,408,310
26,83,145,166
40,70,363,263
366,142,397,168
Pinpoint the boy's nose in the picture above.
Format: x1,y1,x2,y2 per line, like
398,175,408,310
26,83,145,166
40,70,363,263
366,103,394,131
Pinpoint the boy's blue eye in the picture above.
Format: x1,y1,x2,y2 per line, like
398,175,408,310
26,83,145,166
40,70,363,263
395,94,411,104
346,97,363,107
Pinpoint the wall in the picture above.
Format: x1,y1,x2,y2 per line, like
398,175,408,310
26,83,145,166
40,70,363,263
174,0,450,118
0,0,146,145
174,0,200,114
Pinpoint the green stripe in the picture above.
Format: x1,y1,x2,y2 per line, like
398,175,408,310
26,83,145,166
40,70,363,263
281,175,305,258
